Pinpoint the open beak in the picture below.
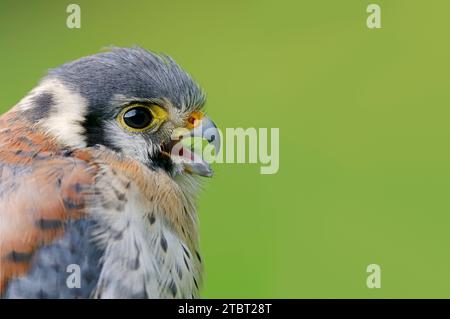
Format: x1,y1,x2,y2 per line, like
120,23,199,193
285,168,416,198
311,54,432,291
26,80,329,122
163,112,220,177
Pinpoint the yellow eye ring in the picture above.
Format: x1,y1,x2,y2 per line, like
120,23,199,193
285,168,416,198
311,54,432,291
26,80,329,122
117,104,168,132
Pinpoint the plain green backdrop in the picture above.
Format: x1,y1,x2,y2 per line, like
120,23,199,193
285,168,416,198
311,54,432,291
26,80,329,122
1,0,450,298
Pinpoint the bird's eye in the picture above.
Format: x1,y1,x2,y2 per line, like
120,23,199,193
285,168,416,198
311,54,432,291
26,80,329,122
118,104,168,132
123,107,153,129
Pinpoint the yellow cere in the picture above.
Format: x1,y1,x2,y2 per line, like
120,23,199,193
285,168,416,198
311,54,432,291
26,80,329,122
186,111,204,130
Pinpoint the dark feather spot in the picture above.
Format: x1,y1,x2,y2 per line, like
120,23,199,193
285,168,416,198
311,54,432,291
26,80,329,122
182,245,190,258
72,182,83,193
18,136,35,147
113,230,123,240
125,241,141,270
69,242,77,255
176,264,183,280
51,263,60,272
60,149,74,157
195,250,202,263
184,256,190,271
84,271,95,284
132,254,140,270
160,234,168,252
33,152,52,160
4,250,33,263
63,198,84,210
35,218,64,230
149,213,155,225
169,280,177,297
193,277,199,290
111,186,126,201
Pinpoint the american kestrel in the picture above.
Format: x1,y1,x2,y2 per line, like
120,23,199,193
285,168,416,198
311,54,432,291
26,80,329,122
0,47,220,298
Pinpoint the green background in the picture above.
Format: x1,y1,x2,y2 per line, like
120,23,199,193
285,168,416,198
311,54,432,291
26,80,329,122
1,0,450,298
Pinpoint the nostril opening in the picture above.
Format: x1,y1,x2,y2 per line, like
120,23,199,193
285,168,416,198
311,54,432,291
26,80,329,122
188,117,196,125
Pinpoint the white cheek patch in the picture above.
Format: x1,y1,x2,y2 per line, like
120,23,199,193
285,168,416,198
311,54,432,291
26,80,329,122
19,78,88,148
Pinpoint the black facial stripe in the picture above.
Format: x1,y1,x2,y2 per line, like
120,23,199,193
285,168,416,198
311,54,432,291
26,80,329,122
147,152,174,173
82,112,121,152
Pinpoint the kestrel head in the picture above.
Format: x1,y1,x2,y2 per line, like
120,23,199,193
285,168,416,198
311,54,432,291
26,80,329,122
17,46,219,177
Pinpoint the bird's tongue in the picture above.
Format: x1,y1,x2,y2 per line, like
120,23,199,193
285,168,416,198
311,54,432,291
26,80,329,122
170,142,213,177
177,144,195,161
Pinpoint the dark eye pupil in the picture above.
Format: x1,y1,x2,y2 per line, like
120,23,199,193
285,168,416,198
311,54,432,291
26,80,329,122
123,107,153,129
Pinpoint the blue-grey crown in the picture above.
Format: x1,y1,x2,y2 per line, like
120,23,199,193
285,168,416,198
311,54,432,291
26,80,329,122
47,46,205,111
